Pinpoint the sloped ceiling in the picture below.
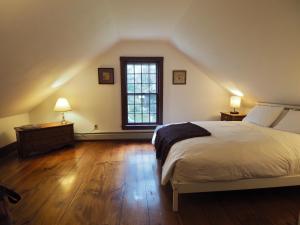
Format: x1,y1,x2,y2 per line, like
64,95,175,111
1,0,299,117
173,0,300,105
0,0,118,117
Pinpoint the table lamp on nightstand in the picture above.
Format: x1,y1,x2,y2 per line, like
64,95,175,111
230,96,241,114
54,97,72,124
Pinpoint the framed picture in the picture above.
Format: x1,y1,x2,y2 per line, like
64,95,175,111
173,70,186,85
98,68,114,84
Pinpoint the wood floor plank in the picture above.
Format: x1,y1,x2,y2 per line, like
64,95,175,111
248,189,297,225
57,143,125,225
1,141,300,225
218,191,273,225
27,143,100,225
140,145,179,225
5,143,89,225
1,143,85,186
199,193,239,225
118,146,150,225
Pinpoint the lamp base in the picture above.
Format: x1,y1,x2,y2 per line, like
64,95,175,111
230,111,239,114
61,120,68,124
61,112,67,124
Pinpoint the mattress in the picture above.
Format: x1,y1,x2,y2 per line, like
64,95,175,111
153,121,300,185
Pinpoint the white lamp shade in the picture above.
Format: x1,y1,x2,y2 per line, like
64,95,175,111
230,96,241,108
54,98,72,112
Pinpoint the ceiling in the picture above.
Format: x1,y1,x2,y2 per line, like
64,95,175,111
173,0,300,106
1,0,299,117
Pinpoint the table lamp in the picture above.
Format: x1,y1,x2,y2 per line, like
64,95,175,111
54,97,72,123
230,96,241,114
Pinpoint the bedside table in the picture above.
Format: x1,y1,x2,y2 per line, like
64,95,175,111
220,112,246,121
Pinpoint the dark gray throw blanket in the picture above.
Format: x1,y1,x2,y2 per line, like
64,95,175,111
155,122,211,165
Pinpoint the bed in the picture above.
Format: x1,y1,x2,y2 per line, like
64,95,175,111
153,103,300,211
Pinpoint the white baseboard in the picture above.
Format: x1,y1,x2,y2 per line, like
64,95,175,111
75,131,153,141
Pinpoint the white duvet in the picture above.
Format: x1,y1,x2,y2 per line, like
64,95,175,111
153,121,300,185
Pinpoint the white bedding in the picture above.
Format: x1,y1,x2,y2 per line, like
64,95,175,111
153,121,300,185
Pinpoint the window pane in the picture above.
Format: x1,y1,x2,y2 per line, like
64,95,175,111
135,84,141,93
142,64,149,73
150,84,156,93
142,74,149,83
127,64,134,73
135,104,142,113
143,114,150,123
142,104,149,113
150,94,156,104
127,84,134,93
127,74,134,83
135,95,142,104
134,74,141,83
135,114,142,123
150,74,156,83
128,95,134,104
150,114,157,123
149,64,156,73
128,114,135,123
142,95,149,105
142,84,149,93
134,64,141,73
128,105,134,113
150,104,156,113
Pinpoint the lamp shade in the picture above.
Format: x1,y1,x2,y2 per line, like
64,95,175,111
230,96,241,108
54,98,72,112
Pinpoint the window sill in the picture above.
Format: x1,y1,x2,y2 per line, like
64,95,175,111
122,124,160,130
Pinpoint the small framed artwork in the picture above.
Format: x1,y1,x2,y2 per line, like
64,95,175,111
98,68,114,84
173,70,186,85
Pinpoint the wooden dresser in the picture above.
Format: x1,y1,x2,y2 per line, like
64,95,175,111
15,122,74,158
220,112,247,121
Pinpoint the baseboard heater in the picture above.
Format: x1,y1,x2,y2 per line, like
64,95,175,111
75,131,154,141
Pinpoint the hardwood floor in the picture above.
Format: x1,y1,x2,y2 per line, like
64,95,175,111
1,141,300,225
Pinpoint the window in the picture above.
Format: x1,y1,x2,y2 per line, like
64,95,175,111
120,57,163,130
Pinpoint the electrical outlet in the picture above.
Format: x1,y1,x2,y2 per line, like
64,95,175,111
94,124,98,130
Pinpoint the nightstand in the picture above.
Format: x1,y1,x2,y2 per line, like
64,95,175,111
220,112,246,121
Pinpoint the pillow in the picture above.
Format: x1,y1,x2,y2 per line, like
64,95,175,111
271,109,289,127
242,105,284,127
274,110,300,134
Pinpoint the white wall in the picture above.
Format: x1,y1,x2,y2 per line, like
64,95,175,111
0,113,29,147
29,41,230,133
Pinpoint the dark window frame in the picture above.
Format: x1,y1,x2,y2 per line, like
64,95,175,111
120,57,164,130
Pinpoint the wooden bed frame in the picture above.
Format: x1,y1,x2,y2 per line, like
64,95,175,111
167,102,300,212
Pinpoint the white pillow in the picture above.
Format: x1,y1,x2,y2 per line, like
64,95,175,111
274,110,300,134
242,105,284,127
